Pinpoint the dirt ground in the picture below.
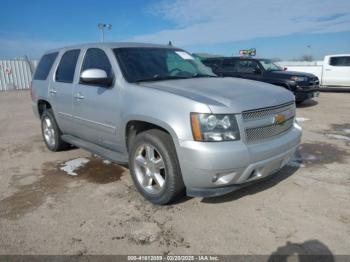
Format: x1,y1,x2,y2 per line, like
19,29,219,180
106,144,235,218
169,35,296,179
0,90,349,256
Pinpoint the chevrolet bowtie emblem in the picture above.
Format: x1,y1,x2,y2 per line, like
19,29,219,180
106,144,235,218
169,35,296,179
274,114,286,125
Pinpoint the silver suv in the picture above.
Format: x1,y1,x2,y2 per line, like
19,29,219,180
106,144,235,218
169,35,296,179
31,42,302,204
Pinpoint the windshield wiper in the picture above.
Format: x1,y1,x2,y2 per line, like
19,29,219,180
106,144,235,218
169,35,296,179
134,75,190,83
191,73,217,78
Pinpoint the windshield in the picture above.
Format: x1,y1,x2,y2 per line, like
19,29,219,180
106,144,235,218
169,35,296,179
113,48,216,83
259,59,282,71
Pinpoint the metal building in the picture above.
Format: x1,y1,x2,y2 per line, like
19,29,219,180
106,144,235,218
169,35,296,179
0,59,38,91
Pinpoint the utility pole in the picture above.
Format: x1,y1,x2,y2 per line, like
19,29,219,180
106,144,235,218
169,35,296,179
98,23,112,42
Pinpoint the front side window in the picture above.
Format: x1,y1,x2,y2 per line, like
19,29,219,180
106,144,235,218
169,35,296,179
55,49,80,83
330,56,350,66
113,48,215,83
33,52,58,80
81,48,113,78
259,59,282,71
236,60,260,74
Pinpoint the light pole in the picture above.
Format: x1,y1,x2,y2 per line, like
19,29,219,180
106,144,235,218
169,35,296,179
98,23,112,42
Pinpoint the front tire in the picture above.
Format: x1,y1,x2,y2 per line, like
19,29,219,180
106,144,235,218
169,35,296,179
129,129,185,205
41,109,70,151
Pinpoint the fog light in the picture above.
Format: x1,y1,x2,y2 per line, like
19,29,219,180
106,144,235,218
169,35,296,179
212,171,237,185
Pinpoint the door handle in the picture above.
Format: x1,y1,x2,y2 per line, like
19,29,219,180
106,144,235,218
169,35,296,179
49,89,57,94
325,69,331,71
74,93,85,100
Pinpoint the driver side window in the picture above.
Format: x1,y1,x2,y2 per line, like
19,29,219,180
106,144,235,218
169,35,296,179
81,48,113,79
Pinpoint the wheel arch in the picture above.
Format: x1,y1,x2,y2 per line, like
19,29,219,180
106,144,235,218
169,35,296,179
37,99,52,117
124,117,179,153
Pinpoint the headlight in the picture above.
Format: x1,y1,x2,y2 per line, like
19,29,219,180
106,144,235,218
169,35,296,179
190,113,240,142
291,76,308,82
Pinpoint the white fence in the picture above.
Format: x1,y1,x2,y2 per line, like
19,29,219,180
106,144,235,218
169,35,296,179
0,59,38,91
276,61,323,67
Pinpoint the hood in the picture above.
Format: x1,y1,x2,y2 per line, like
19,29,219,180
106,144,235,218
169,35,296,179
139,77,294,113
268,70,316,78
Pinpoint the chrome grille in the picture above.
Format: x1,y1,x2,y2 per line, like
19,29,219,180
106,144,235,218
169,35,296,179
242,101,296,143
309,77,319,87
245,117,294,143
242,102,295,121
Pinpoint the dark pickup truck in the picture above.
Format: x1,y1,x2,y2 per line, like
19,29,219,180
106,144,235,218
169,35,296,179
202,57,320,103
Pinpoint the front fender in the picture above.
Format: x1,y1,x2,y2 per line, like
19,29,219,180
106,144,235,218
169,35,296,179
122,115,181,147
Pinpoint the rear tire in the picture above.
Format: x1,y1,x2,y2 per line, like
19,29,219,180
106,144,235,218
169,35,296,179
41,109,70,151
129,129,185,205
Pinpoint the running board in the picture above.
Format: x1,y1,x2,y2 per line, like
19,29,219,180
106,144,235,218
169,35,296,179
61,135,128,165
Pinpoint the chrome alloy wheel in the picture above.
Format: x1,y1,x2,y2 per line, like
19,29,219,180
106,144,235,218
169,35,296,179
43,116,56,148
133,144,166,194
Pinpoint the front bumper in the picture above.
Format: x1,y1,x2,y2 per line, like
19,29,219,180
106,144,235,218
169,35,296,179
176,123,302,197
294,90,320,101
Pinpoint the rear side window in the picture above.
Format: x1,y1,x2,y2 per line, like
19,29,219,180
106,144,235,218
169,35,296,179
329,56,350,66
81,48,113,78
33,52,58,80
203,59,221,70
222,59,238,71
55,49,80,83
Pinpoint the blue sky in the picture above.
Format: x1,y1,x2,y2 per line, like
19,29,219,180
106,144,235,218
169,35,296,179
0,0,349,59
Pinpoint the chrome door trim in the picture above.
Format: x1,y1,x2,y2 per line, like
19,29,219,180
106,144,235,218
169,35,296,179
73,115,116,130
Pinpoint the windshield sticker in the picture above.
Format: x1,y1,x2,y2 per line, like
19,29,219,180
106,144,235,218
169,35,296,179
175,51,194,60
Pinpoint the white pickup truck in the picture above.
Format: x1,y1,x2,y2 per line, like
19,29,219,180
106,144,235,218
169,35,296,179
280,54,350,87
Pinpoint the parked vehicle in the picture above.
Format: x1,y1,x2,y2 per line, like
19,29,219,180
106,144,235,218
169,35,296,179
31,43,302,204
202,57,320,103
282,54,350,87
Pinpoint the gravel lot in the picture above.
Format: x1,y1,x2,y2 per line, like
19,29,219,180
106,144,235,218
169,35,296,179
0,90,349,256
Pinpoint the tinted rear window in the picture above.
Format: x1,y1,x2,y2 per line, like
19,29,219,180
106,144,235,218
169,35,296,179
330,56,350,66
33,52,58,80
222,59,238,71
202,59,221,69
55,49,80,83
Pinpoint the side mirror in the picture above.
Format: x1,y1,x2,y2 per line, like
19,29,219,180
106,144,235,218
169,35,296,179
80,69,113,87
